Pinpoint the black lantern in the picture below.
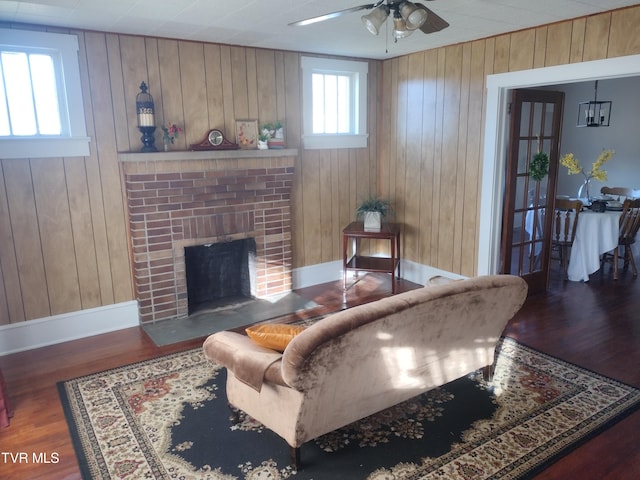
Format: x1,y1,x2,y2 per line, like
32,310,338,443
136,81,157,152
577,80,612,127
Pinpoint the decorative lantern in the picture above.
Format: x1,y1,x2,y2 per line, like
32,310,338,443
136,81,157,152
576,80,612,127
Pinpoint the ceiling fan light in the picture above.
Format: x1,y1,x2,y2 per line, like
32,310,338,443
393,16,414,39
361,6,388,35
399,2,428,30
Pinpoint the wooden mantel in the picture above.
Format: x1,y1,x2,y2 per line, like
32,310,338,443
118,148,298,163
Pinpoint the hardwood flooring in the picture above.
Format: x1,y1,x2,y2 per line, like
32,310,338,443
0,266,639,479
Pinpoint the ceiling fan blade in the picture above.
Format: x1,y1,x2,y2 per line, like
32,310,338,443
415,4,450,34
289,3,377,27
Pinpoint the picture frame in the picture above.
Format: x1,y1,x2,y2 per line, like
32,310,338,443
235,119,258,150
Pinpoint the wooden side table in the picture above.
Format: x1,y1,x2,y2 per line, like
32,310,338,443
343,221,401,293
0,368,13,428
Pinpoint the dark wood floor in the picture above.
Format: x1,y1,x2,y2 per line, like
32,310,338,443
1,265,639,479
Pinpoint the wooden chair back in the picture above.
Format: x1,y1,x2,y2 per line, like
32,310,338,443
618,198,640,245
601,186,635,199
552,198,583,245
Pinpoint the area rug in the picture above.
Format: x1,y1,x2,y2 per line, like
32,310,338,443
58,337,640,479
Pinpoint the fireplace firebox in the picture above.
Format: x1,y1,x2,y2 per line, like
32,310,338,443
184,238,256,314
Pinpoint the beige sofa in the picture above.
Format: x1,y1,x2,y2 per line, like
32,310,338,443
203,274,528,467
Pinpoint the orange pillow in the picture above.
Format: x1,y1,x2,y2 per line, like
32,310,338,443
245,324,305,352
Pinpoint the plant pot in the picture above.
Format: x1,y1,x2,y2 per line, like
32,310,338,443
257,140,269,150
363,211,382,232
268,138,285,149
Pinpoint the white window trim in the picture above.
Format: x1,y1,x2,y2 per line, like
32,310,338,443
301,56,368,150
0,28,90,158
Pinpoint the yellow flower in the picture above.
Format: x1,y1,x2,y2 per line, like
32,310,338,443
559,149,614,182
559,153,582,175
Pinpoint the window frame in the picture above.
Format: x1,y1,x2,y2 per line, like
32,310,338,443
0,28,90,158
301,56,368,150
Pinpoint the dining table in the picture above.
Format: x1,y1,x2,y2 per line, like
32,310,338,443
567,209,640,282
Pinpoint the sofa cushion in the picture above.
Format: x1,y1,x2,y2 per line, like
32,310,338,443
246,324,306,352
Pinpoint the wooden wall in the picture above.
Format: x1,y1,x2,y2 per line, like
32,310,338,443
2,5,640,325
0,24,379,325
379,5,640,277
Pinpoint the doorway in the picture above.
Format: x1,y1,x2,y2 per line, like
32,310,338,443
499,89,563,293
477,54,640,278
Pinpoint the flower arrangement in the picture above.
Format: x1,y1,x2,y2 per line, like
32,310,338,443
560,149,614,200
161,122,182,145
559,149,614,182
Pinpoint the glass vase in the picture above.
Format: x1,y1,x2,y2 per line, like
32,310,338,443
577,178,591,202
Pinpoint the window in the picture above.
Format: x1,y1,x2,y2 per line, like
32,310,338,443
0,28,90,158
301,56,368,149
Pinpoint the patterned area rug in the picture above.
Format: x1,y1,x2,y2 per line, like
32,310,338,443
58,337,640,479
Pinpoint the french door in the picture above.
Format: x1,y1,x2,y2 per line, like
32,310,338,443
500,89,564,293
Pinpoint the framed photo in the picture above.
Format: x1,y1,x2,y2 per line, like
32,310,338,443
235,119,258,149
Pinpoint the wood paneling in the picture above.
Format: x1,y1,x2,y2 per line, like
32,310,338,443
609,7,640,57
583,14,611,62
2,5,640,324
0,23,379,323
379,5,640,277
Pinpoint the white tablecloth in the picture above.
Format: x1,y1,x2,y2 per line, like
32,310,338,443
567,210,621,282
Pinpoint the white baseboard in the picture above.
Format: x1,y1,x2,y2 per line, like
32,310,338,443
0,301,139,356
292,260,344,289
400,259,467,285
292,259,466,290
1,261,466,356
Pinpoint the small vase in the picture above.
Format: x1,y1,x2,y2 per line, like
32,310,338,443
163,141,170,152
577,178,591,202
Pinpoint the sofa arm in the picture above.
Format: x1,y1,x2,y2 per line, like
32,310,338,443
203,331,283,392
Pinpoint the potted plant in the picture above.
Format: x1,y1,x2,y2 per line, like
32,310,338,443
272,120,284,138
355,195,392,232
268,120,285,149
257,133,269,150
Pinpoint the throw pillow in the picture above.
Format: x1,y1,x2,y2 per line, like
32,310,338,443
245,324,306,352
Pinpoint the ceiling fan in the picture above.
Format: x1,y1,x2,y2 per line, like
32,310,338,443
289,1,449,40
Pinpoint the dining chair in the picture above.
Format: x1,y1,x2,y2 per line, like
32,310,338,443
551,198,583,280
600,186,635,199
601,198,640,280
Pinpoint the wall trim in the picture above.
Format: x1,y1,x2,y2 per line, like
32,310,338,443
292,259,466,290
0,301,139,356
2,261,466,356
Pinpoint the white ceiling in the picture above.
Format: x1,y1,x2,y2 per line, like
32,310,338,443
1,0,639,60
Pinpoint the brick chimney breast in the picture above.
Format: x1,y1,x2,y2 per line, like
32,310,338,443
120,151,296,323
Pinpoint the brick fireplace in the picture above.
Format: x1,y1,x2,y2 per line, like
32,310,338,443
120,150,296,323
